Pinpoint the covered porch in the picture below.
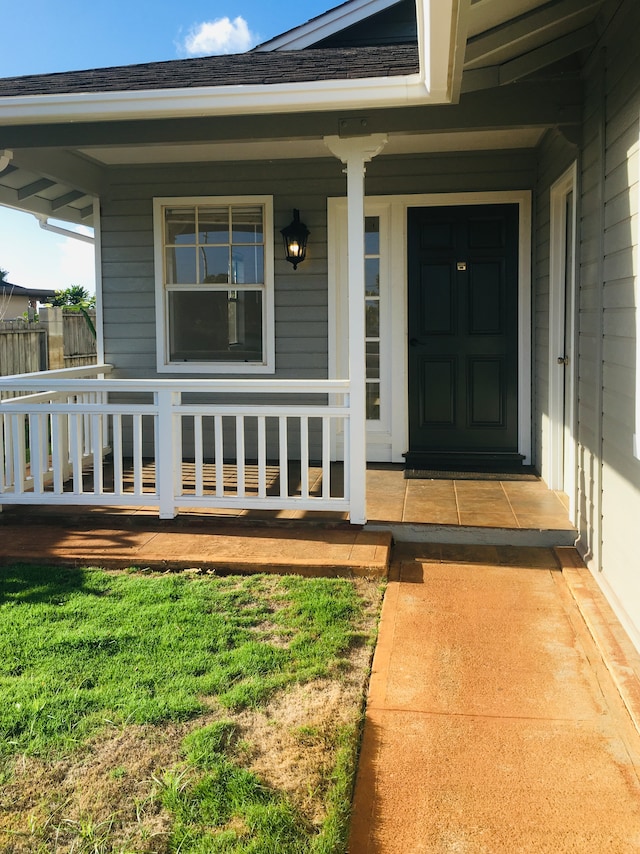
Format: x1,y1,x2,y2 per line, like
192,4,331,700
0,362,575,549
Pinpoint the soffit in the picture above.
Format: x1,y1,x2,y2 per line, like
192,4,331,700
77,128,544,166
0,161,95,225
461,0,607,90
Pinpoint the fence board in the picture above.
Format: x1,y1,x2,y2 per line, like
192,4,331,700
0,311,96,383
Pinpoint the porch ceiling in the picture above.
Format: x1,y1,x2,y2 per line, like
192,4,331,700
75,128,545,166
0,148,102,226
461,0,607,93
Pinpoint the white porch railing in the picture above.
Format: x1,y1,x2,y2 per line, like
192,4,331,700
0,365,356,521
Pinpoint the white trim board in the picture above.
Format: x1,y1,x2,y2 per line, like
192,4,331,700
547,163,578,517
329,190,532,464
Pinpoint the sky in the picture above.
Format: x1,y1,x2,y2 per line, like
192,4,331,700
0,0,332,294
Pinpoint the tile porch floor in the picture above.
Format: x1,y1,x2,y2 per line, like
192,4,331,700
2,464,575,538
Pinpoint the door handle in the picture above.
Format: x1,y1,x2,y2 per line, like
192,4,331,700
557,355,569,366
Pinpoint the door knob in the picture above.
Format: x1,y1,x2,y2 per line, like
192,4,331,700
557,355,569,366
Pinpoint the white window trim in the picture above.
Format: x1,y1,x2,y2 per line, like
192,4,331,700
329,200,394,462
635,119,640,460
153,195,275,374
547,164,578,507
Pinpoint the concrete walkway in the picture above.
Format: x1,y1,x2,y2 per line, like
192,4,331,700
0,519,391,577
349,544,640,853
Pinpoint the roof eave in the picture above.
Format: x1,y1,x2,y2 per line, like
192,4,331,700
0,73,453,127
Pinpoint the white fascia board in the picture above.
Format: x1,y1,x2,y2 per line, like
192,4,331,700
0,72,455,127
255,0,401,50
418,0,457,100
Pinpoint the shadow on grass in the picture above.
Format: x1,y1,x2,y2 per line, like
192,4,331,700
0,563,105,606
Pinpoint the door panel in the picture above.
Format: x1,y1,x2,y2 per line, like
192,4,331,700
407,204,520,465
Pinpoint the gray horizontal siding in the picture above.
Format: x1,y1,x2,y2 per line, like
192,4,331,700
100,150,537,381
572,0,640,646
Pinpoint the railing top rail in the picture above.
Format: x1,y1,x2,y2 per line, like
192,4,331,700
0,374,351,395
0,364,114,383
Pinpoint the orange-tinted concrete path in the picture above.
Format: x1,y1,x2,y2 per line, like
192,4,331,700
0,520,391,577
349,544,640,853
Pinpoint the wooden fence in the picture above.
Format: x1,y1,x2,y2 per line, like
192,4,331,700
0,320,47,376
0,308,96,380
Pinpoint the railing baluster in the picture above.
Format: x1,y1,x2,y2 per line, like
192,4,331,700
279,416,289,499
4,415,14,489
194,415,203,497
11,414,25,494
51,414,64,494
133,413,143,496
70,413,84,494
300,415,309,500
29,414,44,494
258,415,267,498
322,416,331,500
113,415,123,495
0,416,6,492
215,414,224,496
236,415,245,498
92,414,104,495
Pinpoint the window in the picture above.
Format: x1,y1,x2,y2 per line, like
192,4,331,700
154,197,274,373
365,216,381,420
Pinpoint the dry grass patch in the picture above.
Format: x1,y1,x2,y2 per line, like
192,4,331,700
0,566,382,853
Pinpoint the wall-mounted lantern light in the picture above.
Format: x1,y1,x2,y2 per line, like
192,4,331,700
281,209,310,270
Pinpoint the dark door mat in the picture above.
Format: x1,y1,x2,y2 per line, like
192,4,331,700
405,468,540,481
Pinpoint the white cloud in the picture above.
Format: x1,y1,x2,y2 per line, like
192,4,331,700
182,16,256,56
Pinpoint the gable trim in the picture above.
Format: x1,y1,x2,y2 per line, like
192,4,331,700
255,0,406,51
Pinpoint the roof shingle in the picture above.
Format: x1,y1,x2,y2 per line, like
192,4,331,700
0,45,419,98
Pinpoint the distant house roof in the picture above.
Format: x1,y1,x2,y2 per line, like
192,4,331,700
0,44,419,98
0,282,56,301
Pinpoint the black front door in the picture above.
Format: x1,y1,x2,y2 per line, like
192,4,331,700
406,204,521,469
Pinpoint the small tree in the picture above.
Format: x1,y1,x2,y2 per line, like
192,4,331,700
51,285,95,307
50,285,96,339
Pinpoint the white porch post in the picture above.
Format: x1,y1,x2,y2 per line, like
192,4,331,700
325,134,387,525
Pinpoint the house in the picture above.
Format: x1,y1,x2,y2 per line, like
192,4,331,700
0,0,638,647
0,282,56,320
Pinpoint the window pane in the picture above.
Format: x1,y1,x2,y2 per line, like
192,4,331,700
231,246,264,285
198,207,229,244
232,206,263,244
365,258,380,296
169,290,263,362
166,208,196,245
365,217,379,255
166,247,197,285
365,299,379,337
366,341,380,379
200,246,230,283
366,382,380,420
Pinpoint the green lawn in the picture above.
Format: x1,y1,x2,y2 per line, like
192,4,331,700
0,564,382,853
